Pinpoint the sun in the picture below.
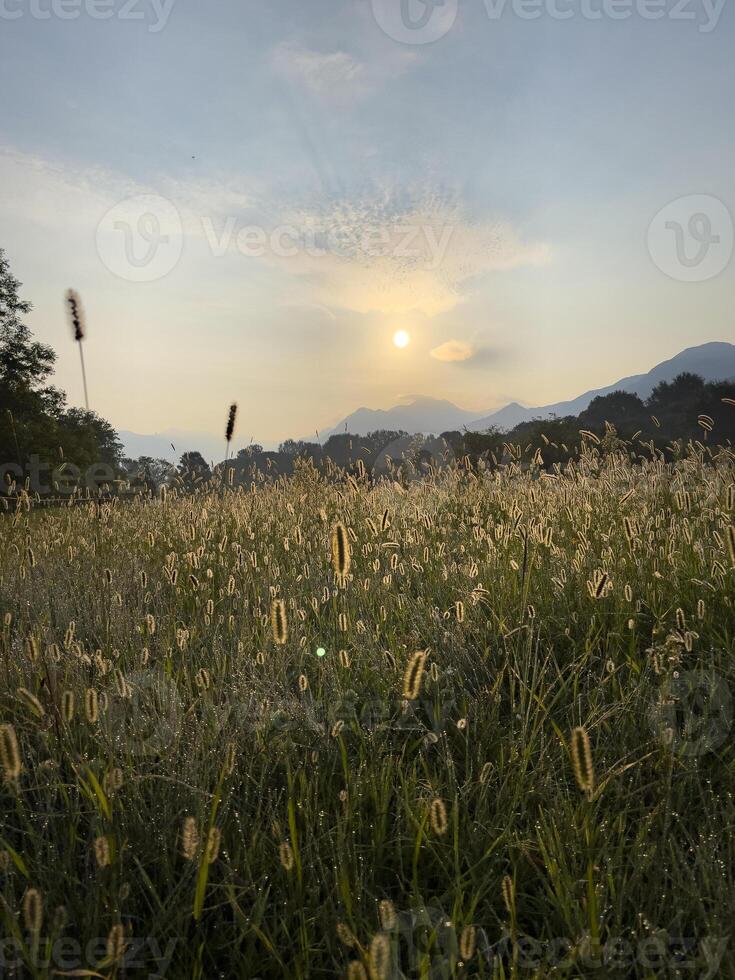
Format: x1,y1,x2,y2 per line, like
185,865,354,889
393,330,410,349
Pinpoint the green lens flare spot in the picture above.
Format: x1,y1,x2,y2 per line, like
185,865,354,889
316,647,326,658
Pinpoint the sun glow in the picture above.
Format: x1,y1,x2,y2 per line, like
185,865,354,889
393,330,410,349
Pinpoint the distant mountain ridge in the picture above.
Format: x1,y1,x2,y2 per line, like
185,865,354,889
322,397,485,441
467,342,735,431
118,342,735,461
323,342,735,437
118,429,247,465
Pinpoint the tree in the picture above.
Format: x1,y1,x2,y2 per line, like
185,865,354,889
0,248,122,493
278,439,321,458
122,456,176,494
177,452,212,490
579,391,646,431
0,249,57,394
237,444,263,458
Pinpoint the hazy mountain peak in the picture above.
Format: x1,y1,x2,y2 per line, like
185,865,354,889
118,342,735,460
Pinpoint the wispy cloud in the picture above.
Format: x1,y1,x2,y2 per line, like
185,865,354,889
0,145,550,322
271,42,417,105
430,340,474,362
278,187,552,316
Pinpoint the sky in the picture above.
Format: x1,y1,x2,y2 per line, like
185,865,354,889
1,0,733,447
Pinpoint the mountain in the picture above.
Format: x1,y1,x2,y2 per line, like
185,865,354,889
118,343,735,459
118,429,247,465
323,342,735,437
321,397,488,440
467,342,735,431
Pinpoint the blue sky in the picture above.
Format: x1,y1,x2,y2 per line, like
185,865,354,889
1,0,733,444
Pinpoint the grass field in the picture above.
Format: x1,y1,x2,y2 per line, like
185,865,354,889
1,443,735,978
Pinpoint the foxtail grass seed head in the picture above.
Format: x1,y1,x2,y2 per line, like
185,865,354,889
16,687,44,718
0,724,22,781
23,887,43,934
279,841,295,871
570,725,595,795
271,599,288,645
429,797,448,835
336,922,357,947
94,835,112,868
65,288,85,341
378,899,397,931
460,925,477,960
331,521,351,582
347,963,368,980
403,650,427,700
206,827,221,864
224,742,236,776
369,934,391,980
25,636,39,661
182,817,199,860
226,402,238,444
104,768,123,794
727,525,735,567
502,875,515,915
85,688,99,723
106,924,126,963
